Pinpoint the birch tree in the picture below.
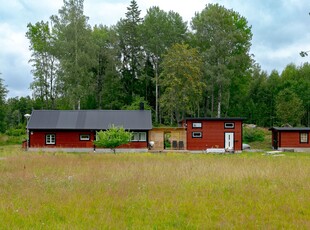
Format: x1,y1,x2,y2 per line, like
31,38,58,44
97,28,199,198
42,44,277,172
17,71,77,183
191,3,252,117
51,0,96,109
26,21,59,109
141,6,187,123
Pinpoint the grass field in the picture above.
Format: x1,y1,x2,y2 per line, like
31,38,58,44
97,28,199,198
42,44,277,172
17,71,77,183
0,145,309,229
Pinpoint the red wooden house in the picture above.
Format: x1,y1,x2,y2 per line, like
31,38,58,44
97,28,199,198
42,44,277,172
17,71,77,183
182,117,244,152
26,110,152,152
269,127,310,152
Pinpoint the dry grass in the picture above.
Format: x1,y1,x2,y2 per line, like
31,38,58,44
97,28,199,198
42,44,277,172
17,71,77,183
0,146,309,229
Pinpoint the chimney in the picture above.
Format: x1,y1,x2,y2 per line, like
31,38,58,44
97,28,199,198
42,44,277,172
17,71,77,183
139,102,144,110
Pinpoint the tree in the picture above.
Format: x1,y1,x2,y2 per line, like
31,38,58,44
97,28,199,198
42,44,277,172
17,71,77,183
91,25,125,109
26,21,59,109
276,88,304,126
116,0,144,103
141,6,187,123
93,126,132,153
159,43,205,124
191,3,252,117
51,0,96,109
0,76,8,132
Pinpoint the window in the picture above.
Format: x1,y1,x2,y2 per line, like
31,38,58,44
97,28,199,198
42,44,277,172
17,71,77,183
300,132,308,143
192,132,202,138
224,122,235,129
132,132,147,141
80,134,90,141
46,134,55,145
192,122,202,128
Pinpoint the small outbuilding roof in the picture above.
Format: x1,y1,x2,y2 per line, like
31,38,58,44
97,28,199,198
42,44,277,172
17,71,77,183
269,127,310,131
27,110,152,130
183,117,245,121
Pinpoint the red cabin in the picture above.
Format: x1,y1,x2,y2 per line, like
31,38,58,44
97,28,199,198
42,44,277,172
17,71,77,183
182,118,244,152
269,127,310,152
26,110,152,152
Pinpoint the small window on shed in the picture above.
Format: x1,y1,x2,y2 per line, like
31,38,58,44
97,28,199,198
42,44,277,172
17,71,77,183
80,134,90,141
192,132,202,138
192,122,202,128
224,122,235,129
300,132,308,143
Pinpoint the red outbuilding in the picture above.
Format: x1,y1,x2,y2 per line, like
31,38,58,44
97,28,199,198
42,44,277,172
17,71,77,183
182,117,244,152
269,127,310,152
26,110,152,152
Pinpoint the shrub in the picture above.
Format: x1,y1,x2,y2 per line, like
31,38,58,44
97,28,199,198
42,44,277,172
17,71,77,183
243,127,265,143
5,128,26,137
93,125,132,153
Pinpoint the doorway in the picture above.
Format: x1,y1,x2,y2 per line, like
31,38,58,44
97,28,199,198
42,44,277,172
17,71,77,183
225,132,234,150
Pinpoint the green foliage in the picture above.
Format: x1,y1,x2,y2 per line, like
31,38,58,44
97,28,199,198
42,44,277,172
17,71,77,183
122,96,152,111
93,126,132,153
20,1,310,128
5,128,25,137
191,3,253,117
160,43,205,123
276,88,304,126
243,127,265,143
0,77,8,133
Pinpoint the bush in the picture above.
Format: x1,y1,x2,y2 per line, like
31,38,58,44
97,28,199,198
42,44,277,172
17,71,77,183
5,128,26,137
243,127,265,143
93,125,132,153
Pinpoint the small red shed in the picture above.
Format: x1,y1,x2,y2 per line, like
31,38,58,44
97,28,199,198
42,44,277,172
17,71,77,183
26,110,152,152
269,127,310,152
182,117,244,152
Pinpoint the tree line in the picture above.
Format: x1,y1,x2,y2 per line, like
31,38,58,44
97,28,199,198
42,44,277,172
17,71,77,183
0,0,309,134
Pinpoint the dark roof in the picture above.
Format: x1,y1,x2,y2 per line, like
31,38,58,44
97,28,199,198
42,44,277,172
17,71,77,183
27,110,152,130
183,117,245,121
269,127,310,131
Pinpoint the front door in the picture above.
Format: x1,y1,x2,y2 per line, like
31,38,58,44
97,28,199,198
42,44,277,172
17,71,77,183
225,132,234,150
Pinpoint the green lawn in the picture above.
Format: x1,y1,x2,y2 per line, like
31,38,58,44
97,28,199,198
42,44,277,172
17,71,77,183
0,146,309,229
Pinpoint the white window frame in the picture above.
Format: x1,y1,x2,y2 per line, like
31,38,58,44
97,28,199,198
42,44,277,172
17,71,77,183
46,134,55,145
300,132,308,143
80,134,90,141
131,132,147,141
192,132,202,138
139,132,146,141
224,122,235,129
192,122,202,128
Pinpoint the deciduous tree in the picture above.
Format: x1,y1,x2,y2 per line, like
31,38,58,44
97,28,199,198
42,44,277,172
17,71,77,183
26,21,59,109
141,7,187,123
159,43,205,123
93,126,132,153
191,4,252,117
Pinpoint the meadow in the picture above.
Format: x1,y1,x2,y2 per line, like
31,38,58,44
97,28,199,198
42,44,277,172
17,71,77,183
0,145,309,229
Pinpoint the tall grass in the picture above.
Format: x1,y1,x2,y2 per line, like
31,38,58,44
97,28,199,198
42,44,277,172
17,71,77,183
0,146,309,229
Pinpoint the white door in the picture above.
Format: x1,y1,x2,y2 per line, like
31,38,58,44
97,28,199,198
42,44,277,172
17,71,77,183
225,133,234,150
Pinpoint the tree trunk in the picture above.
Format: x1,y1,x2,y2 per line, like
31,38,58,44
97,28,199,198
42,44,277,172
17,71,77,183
155,60,159,124
217,85,222,118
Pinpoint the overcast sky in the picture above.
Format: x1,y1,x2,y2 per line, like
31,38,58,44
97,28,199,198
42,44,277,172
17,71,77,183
0,0,309,98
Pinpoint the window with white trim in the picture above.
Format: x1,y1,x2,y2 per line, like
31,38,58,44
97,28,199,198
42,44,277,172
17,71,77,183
80,134,90,141
300,132,308,143
192,122,202,128
192,132,202,138
46,134,55,145
224,122,235,129
131,132,147,141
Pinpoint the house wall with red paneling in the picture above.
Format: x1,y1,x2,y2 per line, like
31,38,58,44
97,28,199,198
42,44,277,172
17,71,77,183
276,131,310,148
185,119,243,151
29,130,148,149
